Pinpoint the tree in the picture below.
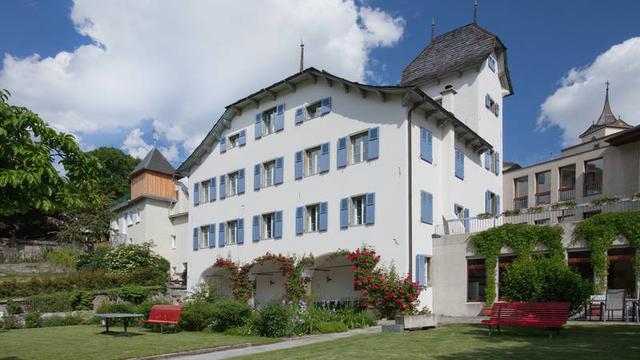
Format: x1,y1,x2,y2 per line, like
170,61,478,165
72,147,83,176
0,89,101,217
87,147,139,201
55,194,114,247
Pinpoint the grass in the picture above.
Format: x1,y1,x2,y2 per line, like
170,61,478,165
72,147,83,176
236,323,640,360
0,325,277,360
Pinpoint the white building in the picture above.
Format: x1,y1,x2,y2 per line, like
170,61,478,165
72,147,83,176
112,22,512,311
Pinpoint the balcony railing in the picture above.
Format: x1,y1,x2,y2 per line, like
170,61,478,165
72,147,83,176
584,182,603,197
535,191,551,205
434,198,640,236
110,233,127,246
558,187,576,201
513,196,528,210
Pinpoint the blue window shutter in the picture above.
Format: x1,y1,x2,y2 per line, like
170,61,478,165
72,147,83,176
420,127,432,163
219,175,226,199
295,151,303,180
320,142,330,173
209,224,216,248
237,218,244,245
218,223,225,247
463,209,470,233
319,202,328,232
296,207,304,235
254,164,261,191
485,94,491,109
455,149,464,180
340,198,348,229
239,130,246,146
365,193,375,225
275,104,285,132
192,228,199,251
194,183,200,206
367,127,379,160
238,169,245,194
319,97,332,115
337,137,347,168
220,137,226,154
252,215,260,242
209,177,216,202
496,195,501,216
495,152,500,175
415,254,425,286
485,191,491,213
295,108,304,124
274,211,283,239
255,113,262,140
275,157,284,185
495,103,500,117
421,191,433,224
484,152,490,170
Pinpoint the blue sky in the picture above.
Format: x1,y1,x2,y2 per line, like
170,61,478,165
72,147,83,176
2,0,640,166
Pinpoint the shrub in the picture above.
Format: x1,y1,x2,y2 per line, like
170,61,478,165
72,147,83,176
187,282,220,303
24,311,42,328
25,292,74,313
115,285,149,304
180,301,217,331
46,247,84,270
316,321,348,334
501,257,593,315
0,315,22,329
6,299,22,315
223,324,256,336
256,303,294,338
209,299,254,332
96,302,138,314
336,309,375,329
41,314,86,327
76,247,109,272
103,244,170,284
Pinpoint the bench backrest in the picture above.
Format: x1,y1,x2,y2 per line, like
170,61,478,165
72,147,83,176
148,304,183,322
489,302,570,323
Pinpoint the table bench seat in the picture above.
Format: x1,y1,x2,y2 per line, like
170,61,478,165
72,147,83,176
140,305,183,333
481,302,570,338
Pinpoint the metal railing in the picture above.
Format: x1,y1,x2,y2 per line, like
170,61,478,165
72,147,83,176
535,192,551,205
513,197,528,210
559,188,576,201
434,198,640,236
584,182,603,197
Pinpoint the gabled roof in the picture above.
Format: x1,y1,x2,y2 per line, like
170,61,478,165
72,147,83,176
176,67,493,175
579,87,632,139
401,23,513,95
606,125,640,146
129,147,175,178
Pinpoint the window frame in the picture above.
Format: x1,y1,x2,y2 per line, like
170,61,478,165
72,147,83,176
350,195,366,226
584,158,604,196
201,179,210,203
305,146,322,177
171,234,177,250
305,204,320,233
262,106,277,137
262,212,275,240
349,131,369,165
262,160,276,188
226,220,238,245
467,257,487,302
305,101,322,120
199,225,209,249
228,133,241,149
227,171,239,197
487,55,497,73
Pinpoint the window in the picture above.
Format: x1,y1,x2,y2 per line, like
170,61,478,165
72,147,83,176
485,191,499,215
306,204,320,232
350,132,368,164
262,107,276,136
226,220,238,245
227,171,239,196
559,164,576,201
467,258,486,302
263,160,275,187
513,176,528,209
607,248,636,297
228,133,240,149
171,235,176,250
262,213,275,240
584,158,603,196
127,213,133,226
201,179,210,203
454,204,465,220
351,195,365,226
484,94,499,117
305,146,321,176
455,148,464,180
568,251,593,282
135,208,141,223
199,226,209,249
535,170,551,205
487,55,497,72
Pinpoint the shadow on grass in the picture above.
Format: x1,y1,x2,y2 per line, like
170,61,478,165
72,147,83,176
433,324,640,360
97,331,145,337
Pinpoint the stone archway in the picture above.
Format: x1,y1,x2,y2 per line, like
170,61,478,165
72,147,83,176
310,253,360,308
250,260,285,306
200,265,234,299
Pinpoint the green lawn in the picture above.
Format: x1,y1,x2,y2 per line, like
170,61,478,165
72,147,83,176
236,324,640,360
0,325,277,360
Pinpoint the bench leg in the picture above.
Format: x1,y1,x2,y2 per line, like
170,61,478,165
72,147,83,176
548,328,559,339
496,325,501,334
487,325,493,336
160,323,163,334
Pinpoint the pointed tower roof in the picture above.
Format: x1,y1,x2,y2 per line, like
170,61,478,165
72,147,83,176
129,148,175,178
579,83,632,139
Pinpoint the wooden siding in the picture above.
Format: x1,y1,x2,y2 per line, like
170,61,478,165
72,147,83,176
131,171,176,200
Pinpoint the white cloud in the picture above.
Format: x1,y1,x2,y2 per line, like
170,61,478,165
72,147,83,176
122,127,179,163
537,37,640,146
0,0,405,160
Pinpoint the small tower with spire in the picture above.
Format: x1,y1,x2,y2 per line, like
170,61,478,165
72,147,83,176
129,148,176,200
579,82,632,142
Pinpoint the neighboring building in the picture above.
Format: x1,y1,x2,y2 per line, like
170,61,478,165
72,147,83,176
173,22,511,310
111,148,189,281
503,87,636,213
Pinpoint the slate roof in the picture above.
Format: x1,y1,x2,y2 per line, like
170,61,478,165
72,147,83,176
129,147,175,178
401,23,512,94
579,88,632,139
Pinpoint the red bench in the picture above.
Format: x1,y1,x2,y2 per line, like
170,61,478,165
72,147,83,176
481,302,570,338
140,304,183,333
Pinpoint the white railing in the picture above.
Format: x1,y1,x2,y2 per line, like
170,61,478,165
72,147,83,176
434,198,640,236
109,233,127,246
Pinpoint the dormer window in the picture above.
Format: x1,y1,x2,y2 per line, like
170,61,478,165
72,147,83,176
488,55,497,73
262,107,277,136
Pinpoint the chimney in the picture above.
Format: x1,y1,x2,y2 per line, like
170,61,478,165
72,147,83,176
440,85,457,113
